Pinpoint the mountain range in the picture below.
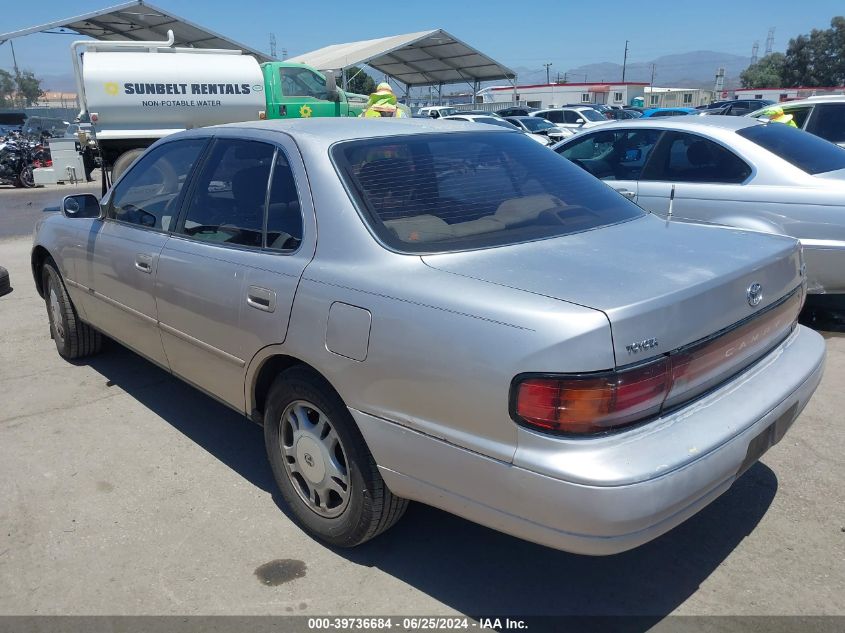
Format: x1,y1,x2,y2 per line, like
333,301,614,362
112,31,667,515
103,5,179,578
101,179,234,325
511,50,751,90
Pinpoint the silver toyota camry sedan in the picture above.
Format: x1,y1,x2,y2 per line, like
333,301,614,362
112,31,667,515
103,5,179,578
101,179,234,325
552,116,845,309
32,118,825,555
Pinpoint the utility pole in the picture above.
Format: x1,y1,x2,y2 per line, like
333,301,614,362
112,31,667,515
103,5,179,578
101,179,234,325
269,33,277,58
751,41,759,66
650,63,656,87
622,40,629,82
543,62,552,85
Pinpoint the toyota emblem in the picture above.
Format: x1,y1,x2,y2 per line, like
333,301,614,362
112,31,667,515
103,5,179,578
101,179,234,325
747,282,763,307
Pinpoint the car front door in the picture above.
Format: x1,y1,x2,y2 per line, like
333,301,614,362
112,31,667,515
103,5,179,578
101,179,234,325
155,132,314,410
635,130,753,221
555,128,662,201
805,103,845,147
78,138,208,367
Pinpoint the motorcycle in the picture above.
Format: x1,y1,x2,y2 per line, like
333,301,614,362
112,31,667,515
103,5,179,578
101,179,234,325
0,134,36,188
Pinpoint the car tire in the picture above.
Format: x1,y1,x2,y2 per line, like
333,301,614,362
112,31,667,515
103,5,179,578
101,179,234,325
42,261,102,360
0,266,11,297
111,148,145,182
264,366,408,547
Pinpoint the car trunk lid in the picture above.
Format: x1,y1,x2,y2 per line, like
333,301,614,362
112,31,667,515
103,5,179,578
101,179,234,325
422,215,802,366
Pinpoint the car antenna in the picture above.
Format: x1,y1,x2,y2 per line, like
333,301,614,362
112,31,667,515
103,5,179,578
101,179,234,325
667,184,676,220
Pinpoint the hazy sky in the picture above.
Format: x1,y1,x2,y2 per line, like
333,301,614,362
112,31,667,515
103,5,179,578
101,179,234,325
2,0,843,89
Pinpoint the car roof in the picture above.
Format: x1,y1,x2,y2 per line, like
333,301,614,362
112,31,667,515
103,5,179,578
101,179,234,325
779,96,845,107
210,117,506,144
504,116,537,121
576,115,764,134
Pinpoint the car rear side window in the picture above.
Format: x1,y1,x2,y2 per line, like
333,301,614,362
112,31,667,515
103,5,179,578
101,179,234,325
641,131,751,183
333,132,644,254
179,139,275,248
737,123,845,174
109,139,206,231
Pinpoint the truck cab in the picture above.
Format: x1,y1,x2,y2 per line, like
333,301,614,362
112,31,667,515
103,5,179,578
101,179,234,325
262,62,365,119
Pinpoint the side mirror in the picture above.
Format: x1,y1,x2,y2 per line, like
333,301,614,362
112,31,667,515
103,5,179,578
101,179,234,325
575,118,585,124
324,70,340,103
62,194,101,219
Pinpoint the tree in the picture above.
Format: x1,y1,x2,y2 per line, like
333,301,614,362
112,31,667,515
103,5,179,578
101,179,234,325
14,70,44,106
740,53,786,88
344,66,376,96
782,16,845,87
0,70,15,108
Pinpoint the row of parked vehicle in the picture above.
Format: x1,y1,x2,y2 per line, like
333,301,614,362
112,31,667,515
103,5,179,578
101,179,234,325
416,95,845,148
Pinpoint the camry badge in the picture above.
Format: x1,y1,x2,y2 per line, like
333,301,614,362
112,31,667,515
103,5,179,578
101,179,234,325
747,282,763,307
626,338,659,354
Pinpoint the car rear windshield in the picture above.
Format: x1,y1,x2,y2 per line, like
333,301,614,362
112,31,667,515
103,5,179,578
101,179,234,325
332,132,644,254
737,123,845,174
520,118,555,131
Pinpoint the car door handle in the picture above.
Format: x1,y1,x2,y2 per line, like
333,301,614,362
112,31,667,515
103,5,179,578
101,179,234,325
247,285,276,313
134,254,153,274
614,188,637,199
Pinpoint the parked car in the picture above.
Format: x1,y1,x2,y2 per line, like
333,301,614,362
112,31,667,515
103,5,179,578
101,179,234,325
641,107,697,118
696,100,734,111
699,99,774,117
416,106,458,119
32,118,824,555
747,96,845,147
530,106,609,132
503,115,574,143
442,114,549,145
496,106,539,117
21,116,69,139
552,116,845,308
454,110,504,118
604,109,640,120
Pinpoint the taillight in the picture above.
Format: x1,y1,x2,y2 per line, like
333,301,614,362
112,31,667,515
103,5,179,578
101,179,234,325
513,289,803,436
514,358,669,434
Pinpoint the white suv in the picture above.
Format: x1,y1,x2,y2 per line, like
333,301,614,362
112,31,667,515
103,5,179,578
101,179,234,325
748,96,845,147
417,106,458,119
530,106,609,133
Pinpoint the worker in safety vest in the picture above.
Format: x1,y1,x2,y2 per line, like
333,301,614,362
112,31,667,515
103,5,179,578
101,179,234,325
361,82,408,118
759,105,798,127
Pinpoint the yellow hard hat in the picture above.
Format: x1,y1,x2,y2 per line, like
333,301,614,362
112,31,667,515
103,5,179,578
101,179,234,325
760,105,784,118
374,82,393,96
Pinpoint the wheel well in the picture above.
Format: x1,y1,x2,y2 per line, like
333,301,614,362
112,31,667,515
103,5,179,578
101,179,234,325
251,355,333,424
31,245,53,298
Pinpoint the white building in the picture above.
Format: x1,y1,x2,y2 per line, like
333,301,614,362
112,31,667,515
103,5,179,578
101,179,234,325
642,87,714,108
478,82,649,109
733,86,845,102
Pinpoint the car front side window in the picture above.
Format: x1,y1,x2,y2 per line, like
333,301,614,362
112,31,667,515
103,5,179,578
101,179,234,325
178,138,275,248
806,104,845,144
558,130,661,180
109,139,207,231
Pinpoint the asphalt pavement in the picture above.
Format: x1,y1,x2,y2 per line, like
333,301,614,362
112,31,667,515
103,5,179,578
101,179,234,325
0,174,101,239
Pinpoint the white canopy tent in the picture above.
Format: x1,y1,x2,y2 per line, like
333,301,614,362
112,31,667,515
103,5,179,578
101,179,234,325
288,29,517,103
0,0,273,63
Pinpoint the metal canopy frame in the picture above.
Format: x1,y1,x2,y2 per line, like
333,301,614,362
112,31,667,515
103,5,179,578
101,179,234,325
0,0,273,63
288,29,517,98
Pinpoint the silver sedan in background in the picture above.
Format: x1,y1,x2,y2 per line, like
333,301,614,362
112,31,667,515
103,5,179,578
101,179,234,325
552,116,845,307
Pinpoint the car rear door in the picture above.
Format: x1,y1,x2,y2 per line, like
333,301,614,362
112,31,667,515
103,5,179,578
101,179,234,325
635,130,753,221
155,130,314,411
78,138,208,367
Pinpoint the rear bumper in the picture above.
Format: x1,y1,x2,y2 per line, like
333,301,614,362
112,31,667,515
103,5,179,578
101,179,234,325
353,325,826,555
802,239,845,295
